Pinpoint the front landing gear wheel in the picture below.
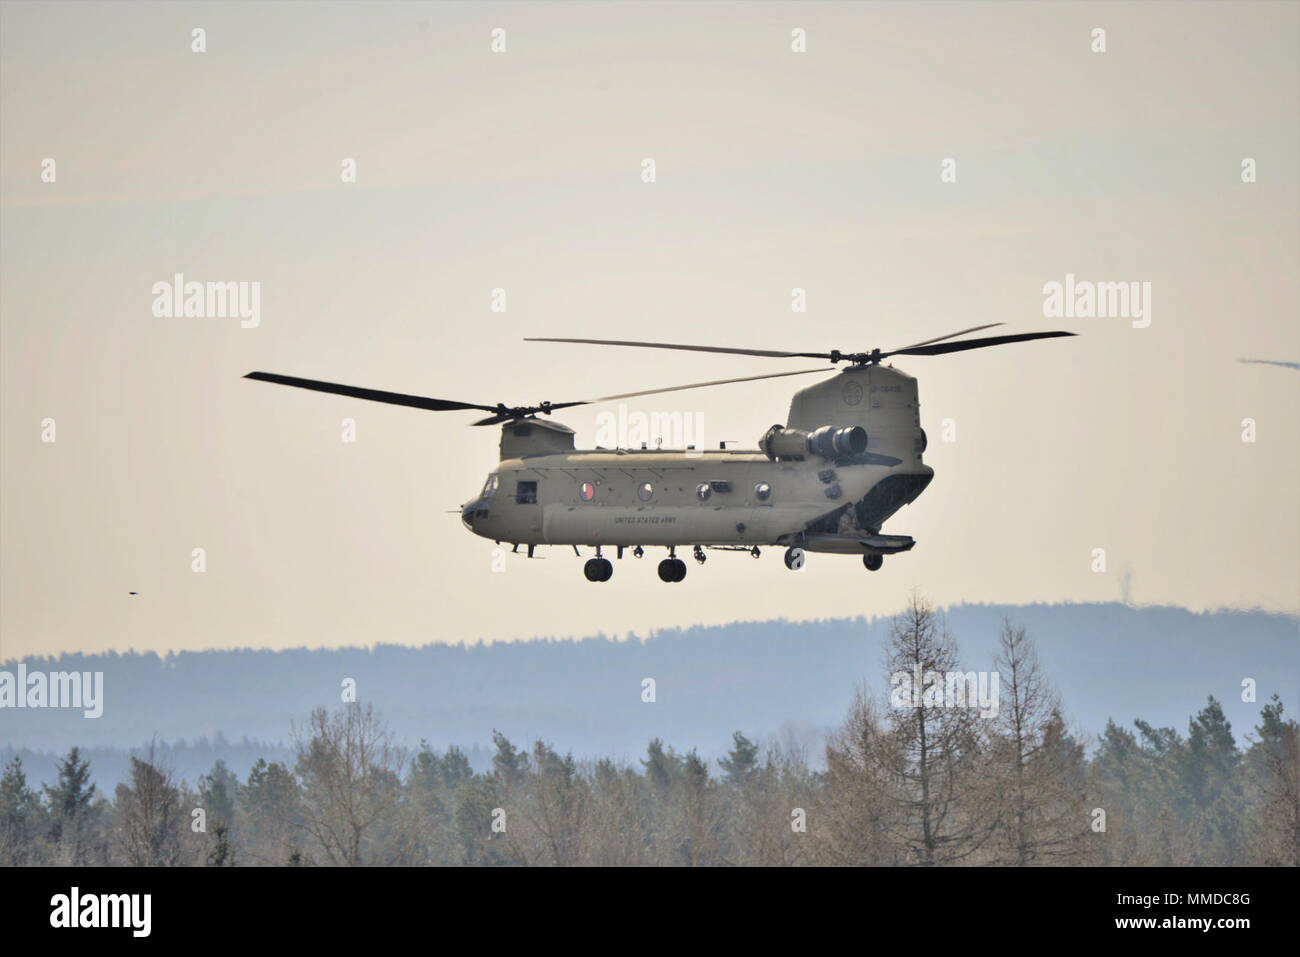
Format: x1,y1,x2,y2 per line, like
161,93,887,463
783,547,806,571
585,558,613,582
863,553,883,572
658,558,687,582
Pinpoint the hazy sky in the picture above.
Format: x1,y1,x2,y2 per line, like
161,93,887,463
2,1,1297,660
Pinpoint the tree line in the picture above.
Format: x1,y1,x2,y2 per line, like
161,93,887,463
2,596,1296,866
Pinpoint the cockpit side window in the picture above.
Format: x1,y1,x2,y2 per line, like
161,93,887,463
482,473,498,497
515,480,538,505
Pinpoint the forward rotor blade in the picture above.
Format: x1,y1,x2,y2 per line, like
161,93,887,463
885,330,1075,357
468,368,835,425
888,323,1005,352
470,402,587,426
244,372,499,413
588,367,835,402
525,337,829,360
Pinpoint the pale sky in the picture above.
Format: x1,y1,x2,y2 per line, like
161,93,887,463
2,1,1297,660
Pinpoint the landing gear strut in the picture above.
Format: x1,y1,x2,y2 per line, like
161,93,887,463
783,547,806,571
693,545,706,564
862,553,883,572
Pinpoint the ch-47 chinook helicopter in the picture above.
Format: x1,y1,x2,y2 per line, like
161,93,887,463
245,323,1073,583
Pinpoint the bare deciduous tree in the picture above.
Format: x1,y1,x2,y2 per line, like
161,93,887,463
113,743,184,866
818,688,900,865
877,593,997,865
293,702,406,866
990,621,1090,865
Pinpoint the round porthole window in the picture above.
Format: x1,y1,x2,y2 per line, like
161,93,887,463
754,482,772,501
580,482,595,501
637,481,653,502
696,483,712,502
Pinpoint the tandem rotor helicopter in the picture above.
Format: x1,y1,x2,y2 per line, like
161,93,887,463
245,324,1073,583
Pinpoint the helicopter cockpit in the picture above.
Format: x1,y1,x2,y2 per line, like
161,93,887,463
461,473,497,529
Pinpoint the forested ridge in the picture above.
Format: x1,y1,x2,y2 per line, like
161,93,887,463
3,597,1296,866
4,602,1295,784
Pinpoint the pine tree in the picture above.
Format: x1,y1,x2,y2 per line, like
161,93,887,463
205,821,235,866
1183,697,1245,864
1185,697,1240,809
489,730,528,788
641,738,680,795
719,731,760,783
43,746,98,864
239,758,303,865
198,759,239,828
0,756,44,865
1244,695,1300,866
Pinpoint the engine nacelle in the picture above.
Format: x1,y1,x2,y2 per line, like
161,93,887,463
759,424,868,461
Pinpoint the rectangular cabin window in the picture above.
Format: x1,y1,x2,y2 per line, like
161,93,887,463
515,480,538,505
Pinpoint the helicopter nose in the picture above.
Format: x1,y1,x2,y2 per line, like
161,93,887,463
462,498,491,530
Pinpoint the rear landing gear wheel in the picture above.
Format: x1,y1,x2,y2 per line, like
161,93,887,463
784,547,805,571
658,558,687,582
863,553,883,572
585,558,613,582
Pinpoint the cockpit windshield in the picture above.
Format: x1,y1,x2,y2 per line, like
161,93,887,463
481,473,499,497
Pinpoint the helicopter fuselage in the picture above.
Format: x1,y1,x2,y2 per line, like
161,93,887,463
461,447,932,549
460,364,934,558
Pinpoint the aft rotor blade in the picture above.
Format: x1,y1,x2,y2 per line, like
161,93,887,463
525,337,830,360
888,323,1005,352
1238,358,1299,370
244,372,499,413
885,330,1076,357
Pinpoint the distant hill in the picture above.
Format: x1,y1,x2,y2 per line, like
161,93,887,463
3,603,1296,789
